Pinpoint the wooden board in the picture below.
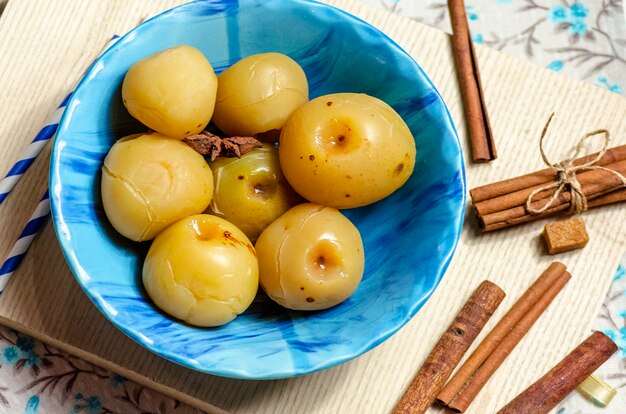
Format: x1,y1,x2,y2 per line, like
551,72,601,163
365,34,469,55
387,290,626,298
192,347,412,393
0,1,625,413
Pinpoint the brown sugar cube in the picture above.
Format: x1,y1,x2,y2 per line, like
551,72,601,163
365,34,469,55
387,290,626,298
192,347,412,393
543,217,589,255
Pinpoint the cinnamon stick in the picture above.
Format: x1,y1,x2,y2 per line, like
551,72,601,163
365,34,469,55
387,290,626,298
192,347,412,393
448,0,495,163
392,281,505,414
437,262,566,408
470,144,626,203
497,331,617,414
588,186,626,207
478,159,626,231
445,271,571,412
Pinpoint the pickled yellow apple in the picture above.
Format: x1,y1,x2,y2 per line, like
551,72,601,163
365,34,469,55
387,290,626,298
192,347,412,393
212,53,308,139
101,133,213,241
279,93,416,208
255,203,364,311
122,45,218,139
143,215,258,327
209,144,301,242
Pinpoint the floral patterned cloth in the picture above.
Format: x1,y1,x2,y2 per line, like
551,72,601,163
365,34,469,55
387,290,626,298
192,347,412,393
0,328,201,414
361,0,626,95
1,1,625,413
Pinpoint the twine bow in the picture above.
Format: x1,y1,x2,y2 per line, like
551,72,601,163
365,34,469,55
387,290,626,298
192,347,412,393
526,113,626,215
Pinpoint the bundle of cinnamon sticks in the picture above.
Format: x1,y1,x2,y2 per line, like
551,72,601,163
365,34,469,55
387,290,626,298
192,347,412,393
471,144,626,231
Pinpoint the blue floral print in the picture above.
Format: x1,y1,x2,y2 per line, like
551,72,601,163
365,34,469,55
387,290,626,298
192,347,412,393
16,337,34,352
570,2,589,18
547,60,564,72
472,34,484,44
548,2,590,36
70,395,102,414
24,396,39,414
24,353,39,369
3,346,19,364
111,374,126,388
569,19,588,36
598,77,624,94
549,5,569,24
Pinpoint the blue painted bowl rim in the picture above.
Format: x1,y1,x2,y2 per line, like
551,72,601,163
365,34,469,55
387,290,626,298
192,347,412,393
49,0,466,379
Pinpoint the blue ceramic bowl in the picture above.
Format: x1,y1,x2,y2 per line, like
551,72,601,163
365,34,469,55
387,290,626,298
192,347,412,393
50,0,465,379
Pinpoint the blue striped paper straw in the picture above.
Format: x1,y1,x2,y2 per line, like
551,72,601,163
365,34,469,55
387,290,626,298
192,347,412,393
0,35,121,206
0,35,121,294
0,190,50,292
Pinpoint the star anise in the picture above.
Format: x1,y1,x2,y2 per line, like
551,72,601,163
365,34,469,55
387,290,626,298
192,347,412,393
183,131,263,161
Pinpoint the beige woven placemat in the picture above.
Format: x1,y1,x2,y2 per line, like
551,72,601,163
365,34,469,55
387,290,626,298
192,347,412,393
0,0,625,412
